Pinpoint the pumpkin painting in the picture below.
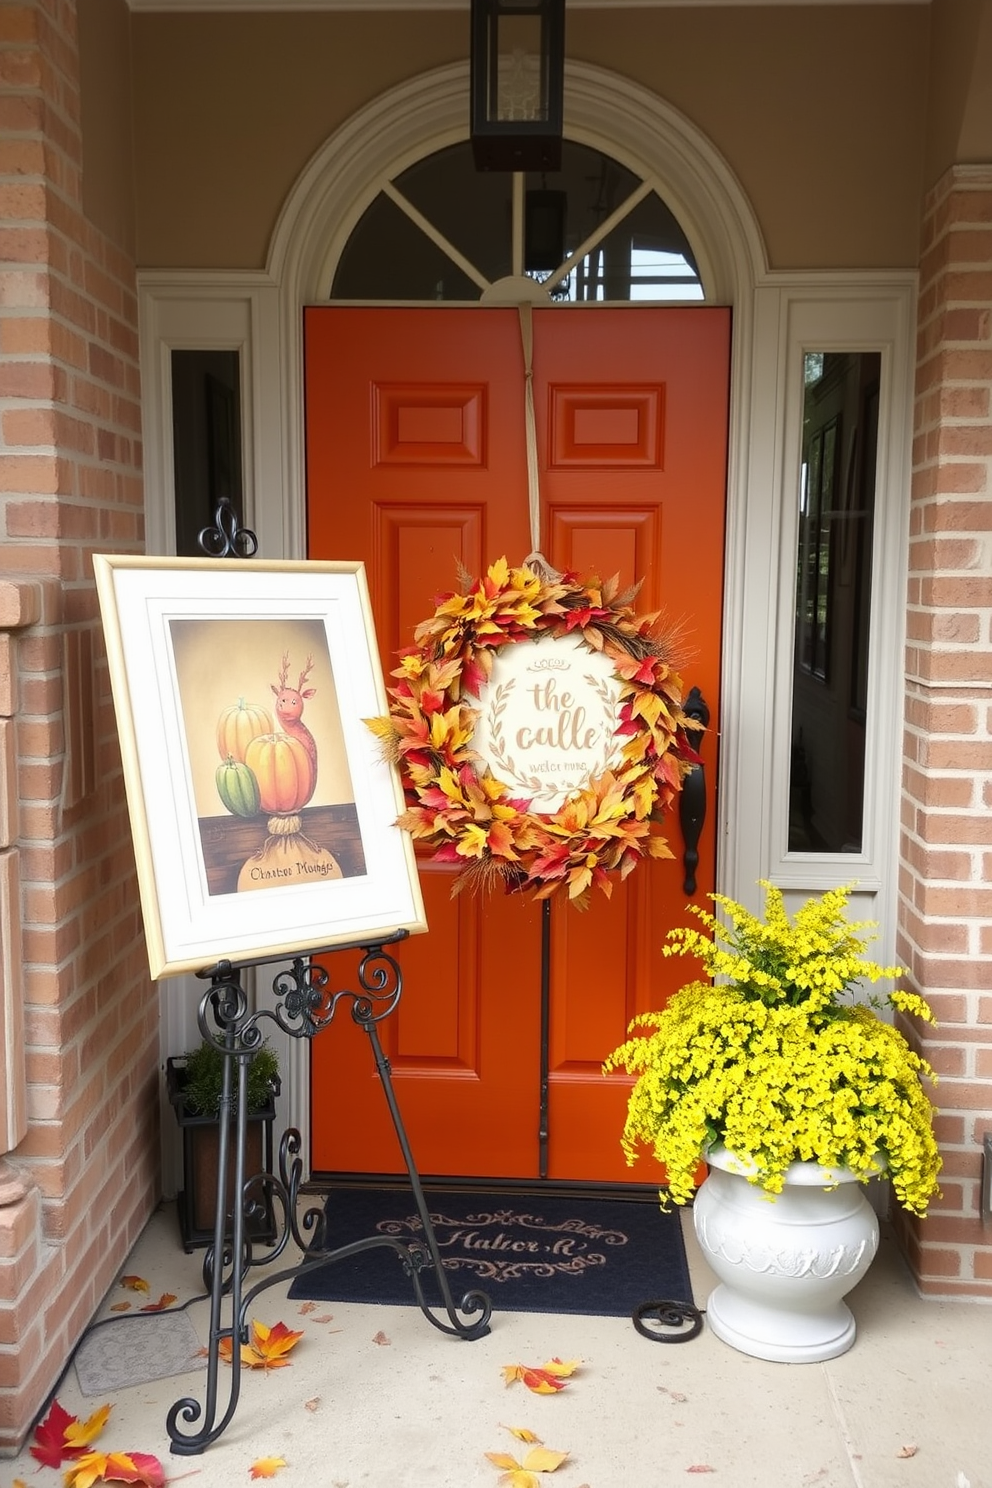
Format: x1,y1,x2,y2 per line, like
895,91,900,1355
216,698,274,763
244,732,315,813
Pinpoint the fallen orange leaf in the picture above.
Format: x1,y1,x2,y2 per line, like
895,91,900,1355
63,1449,164,1487
372,1330,391,1345
119,1276,149,1294
501,1360,580,1394
249,1457,287,1479
297,1301,317,1315
502,1368,564,1395
896,1445,919,1459
219,1319,304,1370
304,1397,320,1412
139,1294,177,1313
109,1303,131,1314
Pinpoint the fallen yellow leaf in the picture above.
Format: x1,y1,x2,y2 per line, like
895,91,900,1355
500,1426,541,1443
119,1276,149,1294
484,1445,570,1481
520,1449,569,1473
63,1404,112,1452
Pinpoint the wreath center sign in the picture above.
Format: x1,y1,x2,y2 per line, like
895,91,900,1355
471,634,623,814
367,558,702,907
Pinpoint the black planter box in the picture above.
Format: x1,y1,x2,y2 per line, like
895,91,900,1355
166,1056,280,1253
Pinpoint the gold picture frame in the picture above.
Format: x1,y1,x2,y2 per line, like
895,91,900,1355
94,555,427,979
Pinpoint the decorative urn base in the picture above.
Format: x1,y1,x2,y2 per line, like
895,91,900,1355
692,1145,880,1363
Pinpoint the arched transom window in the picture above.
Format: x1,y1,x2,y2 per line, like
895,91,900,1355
332,139,704,304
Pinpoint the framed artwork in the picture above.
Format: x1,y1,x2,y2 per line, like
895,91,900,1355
94,556,427,979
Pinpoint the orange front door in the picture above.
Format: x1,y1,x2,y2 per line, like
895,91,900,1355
305,306,730,1183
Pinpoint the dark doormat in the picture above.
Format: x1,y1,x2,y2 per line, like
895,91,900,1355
288,1188,692,1317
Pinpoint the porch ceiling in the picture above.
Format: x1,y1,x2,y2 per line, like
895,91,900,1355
126,0,931,11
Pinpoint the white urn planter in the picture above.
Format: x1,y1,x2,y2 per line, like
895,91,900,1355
692,1145,880,1363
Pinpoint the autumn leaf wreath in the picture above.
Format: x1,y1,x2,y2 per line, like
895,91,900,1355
366,557,702,906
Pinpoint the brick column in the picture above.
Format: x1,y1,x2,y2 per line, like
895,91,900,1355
0,1,158,1448
895,165,992,1295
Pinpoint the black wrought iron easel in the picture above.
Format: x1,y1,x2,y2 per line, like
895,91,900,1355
165,500,491,1454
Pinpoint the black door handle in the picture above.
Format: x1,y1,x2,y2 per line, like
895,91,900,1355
679,686,710,896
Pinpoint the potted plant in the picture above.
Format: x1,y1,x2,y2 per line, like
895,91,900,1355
603,882,941,1363
167,1040,281,1252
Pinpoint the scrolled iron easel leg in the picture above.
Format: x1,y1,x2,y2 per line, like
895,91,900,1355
168,1010,250,1452
361,1019,492,1338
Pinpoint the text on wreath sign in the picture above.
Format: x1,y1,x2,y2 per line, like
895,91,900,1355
516,678,600,753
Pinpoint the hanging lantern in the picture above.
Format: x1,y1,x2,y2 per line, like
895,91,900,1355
470,0,565,172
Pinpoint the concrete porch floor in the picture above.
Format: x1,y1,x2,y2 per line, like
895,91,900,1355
4,1201,988,1488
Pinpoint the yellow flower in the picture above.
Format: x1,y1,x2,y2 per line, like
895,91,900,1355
604,885,942,1215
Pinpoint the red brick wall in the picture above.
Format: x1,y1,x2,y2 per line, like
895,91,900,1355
895,164,992,1296
0,0,158,1449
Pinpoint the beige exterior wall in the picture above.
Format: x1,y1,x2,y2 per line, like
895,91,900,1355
78,0,135,258
925,0,992,186
130,4,930,274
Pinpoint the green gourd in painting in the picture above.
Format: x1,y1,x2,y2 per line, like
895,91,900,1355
215,756,261,817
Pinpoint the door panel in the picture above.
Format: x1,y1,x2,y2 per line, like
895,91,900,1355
305,305,730,1184
307,310,542,1176
533,307,729,1179
313,869,543,1177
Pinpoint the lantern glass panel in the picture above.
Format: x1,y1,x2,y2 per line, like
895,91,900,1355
492,16,546,121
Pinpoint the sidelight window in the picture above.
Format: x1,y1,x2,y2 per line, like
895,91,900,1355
170,349,245,558
789,351,881,855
